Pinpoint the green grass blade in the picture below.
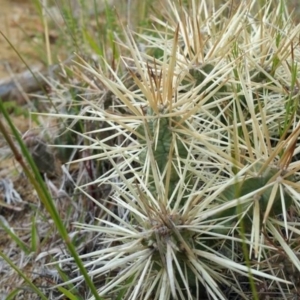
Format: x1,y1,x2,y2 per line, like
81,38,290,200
0,100,103,300
0,218,31,255
0,251,48,300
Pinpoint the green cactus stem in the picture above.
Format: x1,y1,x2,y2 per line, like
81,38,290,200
136,107,192,200
217,166,293,226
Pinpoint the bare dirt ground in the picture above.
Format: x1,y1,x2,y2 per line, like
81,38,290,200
0,0,40,174
0,0,42,79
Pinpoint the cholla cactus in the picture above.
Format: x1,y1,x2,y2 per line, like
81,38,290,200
54,0,300,299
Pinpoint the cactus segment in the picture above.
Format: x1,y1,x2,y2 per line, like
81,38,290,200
218,166,293,224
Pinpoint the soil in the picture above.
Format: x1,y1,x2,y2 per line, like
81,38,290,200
0,0,43,79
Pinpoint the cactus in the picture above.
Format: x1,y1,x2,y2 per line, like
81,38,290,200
136,106,193,202
218,164,294,221
51,0,300,299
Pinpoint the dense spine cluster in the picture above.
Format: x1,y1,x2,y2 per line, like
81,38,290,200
56,1,300,299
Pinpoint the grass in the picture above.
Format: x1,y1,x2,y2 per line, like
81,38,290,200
1,0,300,299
